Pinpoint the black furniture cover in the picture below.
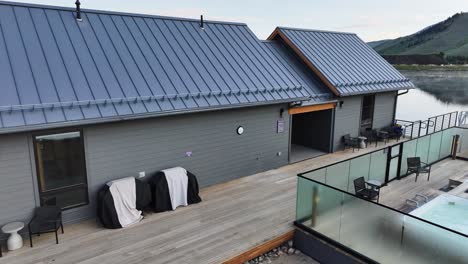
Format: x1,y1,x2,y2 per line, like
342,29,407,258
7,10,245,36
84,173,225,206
97,178,152,229
149,170,202,213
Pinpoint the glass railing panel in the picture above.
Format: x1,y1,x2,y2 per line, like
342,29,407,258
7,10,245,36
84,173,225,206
439,129,454,159
348,155,371,193
427,132,442,163
415,136,431,163
325,161,350,192
296,177,342,240
456,128,468,158
295,178,468,264
302,168,326,183
400,216,468,264
400,140,417,175
339,193,404,263
369,150,387,183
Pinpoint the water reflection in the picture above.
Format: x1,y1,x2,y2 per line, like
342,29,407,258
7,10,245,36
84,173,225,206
396,70,468,121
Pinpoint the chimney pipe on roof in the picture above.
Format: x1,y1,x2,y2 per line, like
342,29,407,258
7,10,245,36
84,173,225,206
200,15,204,30
75,0,82,21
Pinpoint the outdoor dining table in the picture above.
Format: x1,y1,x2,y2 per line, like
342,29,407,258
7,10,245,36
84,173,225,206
366,179,383,190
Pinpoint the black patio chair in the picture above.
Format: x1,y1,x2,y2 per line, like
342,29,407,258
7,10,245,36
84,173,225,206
28,205,64,247
382,125,403,141
361,128,377,147
354,177,379,202
407,157,431,182
343,134,360,152
373,129,389,145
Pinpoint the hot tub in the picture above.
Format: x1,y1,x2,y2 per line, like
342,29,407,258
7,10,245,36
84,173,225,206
410,194,468,235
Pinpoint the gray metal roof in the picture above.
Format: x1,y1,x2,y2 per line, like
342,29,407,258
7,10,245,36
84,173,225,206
0,2,309,133
262,40,333,105
271,27,415,96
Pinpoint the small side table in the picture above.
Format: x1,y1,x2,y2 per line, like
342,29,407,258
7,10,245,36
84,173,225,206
2,222,24,251
358,136,367,148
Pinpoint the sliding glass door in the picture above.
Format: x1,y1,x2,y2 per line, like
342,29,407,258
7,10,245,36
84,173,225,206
34,131,88,209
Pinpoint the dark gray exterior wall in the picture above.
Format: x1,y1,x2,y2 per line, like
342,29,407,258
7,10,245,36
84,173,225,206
333,96,362,151
0,104,290,226
373,92,397,129
332,92,397,151
0,134,36,232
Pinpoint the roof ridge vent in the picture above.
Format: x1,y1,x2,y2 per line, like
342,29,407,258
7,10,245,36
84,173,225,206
75,0,82,22
200,15,204,30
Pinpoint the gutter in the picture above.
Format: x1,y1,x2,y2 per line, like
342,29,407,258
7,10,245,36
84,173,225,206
397,89,409,96
0,96,310,135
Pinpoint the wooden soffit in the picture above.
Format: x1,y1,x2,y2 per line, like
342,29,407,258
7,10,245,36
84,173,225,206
288,102,336,115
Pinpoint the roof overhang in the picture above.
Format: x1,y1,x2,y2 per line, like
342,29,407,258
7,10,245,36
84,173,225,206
0,97,310,135
268,28,341,97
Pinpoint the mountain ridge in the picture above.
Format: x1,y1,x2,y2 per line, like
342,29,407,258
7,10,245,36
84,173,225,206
370,13,468,63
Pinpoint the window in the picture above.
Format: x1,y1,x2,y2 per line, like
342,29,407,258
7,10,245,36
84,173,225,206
360,95,375,130
34,131,88,210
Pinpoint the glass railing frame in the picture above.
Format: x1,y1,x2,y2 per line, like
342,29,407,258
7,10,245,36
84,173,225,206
299,127,459,188
295,175,468,263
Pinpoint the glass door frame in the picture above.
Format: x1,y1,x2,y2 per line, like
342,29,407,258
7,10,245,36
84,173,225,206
385,143,403,183
32,128,89,210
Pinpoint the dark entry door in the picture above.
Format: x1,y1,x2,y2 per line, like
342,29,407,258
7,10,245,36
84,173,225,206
360,95,375,130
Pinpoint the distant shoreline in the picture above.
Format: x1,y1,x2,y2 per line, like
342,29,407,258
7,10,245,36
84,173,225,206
394,64,468,71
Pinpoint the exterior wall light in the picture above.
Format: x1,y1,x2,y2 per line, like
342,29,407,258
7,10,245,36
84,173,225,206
237,126,244,135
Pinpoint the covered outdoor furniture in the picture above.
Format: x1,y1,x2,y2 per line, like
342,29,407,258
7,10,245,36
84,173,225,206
97,177,152,229
149,168,202,213
28,206,63,247
407,157,431,182
354,177,380,202
343,134,361,152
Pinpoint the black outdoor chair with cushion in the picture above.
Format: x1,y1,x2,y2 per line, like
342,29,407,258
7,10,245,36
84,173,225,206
28,205,64,247
407,157,431,182
354,177,380,202
343,134,360,152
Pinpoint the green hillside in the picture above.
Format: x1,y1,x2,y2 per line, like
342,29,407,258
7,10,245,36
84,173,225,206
372,13,468,60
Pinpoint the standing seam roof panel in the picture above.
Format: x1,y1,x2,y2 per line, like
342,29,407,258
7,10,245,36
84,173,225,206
36,9,100,120
288,30,347,87
0,1,309,132
277,27,415,96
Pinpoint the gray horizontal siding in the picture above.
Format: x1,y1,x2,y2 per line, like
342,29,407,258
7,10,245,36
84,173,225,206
79,104,289,219
0,104,290,225
333,96,362,151
0,134,36,230
373,92,396,129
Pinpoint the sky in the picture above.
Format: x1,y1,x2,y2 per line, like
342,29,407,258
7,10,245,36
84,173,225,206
9,0,468,41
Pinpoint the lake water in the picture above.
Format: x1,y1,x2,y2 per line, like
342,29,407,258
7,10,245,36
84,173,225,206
396,70,468,121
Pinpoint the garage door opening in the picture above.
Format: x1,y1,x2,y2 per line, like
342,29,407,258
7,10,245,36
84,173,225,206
290,109,333,163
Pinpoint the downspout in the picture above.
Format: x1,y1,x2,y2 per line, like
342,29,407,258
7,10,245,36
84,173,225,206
393,90,409,122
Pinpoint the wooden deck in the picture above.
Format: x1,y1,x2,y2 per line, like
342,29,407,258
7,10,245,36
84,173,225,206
380,158,468,212
0,141,398,264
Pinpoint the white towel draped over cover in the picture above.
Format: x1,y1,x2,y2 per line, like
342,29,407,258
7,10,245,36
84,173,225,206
162,167,189,210
107,177,143,227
